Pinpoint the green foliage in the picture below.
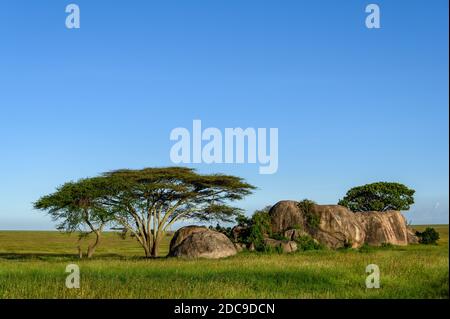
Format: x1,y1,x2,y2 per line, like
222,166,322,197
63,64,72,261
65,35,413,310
246,206,272,251
358,243,372,253
287,224,302,231
416,227,440,245
381,242,394,249
235,213,251,227
271,233,289,241
35,167,255,258
33,177,115,258
210,223,233,238
295,235,323,251
338,182,415,212
297,199,320,230
33,177,114,233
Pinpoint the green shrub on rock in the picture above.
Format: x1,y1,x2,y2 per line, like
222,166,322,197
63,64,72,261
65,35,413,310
295,235,323,251
297,199,320,230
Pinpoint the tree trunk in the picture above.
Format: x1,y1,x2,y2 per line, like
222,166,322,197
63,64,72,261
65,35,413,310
151,232,163,257
143,245,151,258
150,241,159,257
87,230,101,258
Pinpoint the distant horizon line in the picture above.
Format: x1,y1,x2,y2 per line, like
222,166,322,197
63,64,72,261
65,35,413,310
0,224,448,232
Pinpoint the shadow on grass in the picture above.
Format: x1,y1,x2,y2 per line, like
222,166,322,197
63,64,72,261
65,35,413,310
0,252,130,261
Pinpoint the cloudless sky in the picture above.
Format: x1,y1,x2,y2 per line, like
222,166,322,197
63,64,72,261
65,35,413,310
0,0,448,229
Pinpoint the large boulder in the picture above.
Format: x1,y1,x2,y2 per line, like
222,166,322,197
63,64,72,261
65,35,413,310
268,200,417,248
169,225,208,250
169,227,237,259
269,201,306,233
354,211,410,246
310,204,366,248
406,227,420,244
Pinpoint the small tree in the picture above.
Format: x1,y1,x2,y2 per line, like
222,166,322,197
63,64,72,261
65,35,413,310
34,178,113,258
338,182,415,212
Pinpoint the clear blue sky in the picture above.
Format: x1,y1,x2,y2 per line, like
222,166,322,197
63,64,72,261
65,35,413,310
0,0,448,229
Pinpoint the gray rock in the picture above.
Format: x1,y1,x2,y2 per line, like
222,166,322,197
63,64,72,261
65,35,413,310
169,227,237,259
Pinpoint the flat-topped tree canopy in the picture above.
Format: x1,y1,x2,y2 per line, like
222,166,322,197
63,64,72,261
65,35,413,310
100,167,256,257
33,177,115,258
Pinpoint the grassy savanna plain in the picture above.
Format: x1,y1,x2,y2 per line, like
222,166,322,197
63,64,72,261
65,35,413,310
0,225,448,299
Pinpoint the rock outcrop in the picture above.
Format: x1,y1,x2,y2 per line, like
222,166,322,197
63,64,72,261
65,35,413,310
354,211,410,246
268,200,418,248
270,201,304,234
169,226,237,259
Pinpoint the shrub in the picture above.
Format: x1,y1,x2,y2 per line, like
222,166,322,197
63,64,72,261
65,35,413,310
247,207,272,251
295,235,323,251
297,199,320,230
415,227,440,245
380,242,394,249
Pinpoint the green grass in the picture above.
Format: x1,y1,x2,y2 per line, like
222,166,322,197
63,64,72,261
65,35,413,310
0,225,448,299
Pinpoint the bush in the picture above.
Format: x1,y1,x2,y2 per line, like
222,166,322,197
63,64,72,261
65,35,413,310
297,199,320,230
295,235,323,251
247,207,272,251
415,227,440,245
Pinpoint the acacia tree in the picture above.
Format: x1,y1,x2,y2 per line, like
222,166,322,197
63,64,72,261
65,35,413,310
101,167,255,257
34,177,113,258
338,182,415,212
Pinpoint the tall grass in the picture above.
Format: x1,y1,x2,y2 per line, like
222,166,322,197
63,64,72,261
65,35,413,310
0,225,448,299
